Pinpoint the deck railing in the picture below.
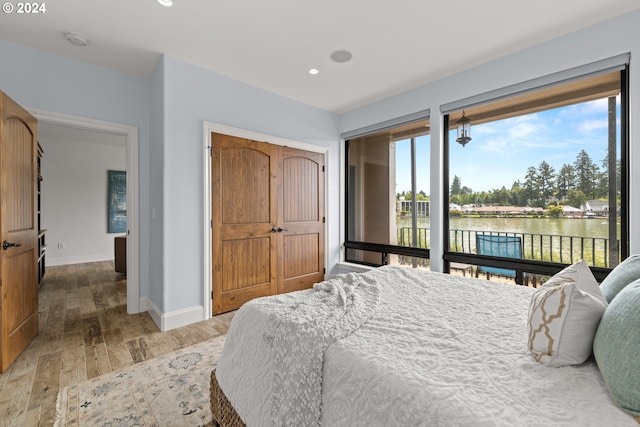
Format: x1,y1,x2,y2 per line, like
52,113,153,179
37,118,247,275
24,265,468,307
397,227,619,268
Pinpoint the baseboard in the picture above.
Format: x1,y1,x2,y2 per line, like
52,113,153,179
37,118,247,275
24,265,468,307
161,305,205,331
334,261,375,275
142,298,204,332
142,297,162,330
47,254,113,266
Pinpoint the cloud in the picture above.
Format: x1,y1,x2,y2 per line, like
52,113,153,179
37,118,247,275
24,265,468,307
578,118,608,132
449,95,619,193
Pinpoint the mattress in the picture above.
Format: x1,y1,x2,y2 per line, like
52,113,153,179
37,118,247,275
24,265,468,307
215,266,637,426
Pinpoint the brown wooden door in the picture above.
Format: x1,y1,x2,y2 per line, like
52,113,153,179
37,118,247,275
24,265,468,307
211,134,326,314
278,147,325,294
0,92,39,373
211,133,279,314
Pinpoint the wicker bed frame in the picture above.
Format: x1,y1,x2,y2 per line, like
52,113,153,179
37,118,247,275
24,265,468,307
210,369,246,427
211,366,640,426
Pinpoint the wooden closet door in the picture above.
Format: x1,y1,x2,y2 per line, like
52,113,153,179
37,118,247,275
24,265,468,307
0,92,38,372
278,147,325,294
211,133,278,314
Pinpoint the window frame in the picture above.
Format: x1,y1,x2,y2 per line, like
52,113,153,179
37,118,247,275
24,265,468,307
344,119,431,267
442,67,630,282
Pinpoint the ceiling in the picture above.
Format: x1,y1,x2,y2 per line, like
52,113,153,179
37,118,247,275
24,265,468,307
1,0,638,113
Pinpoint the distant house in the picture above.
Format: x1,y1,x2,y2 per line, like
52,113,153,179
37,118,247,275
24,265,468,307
562,206,584,218
519,207,545,215
584,200,614,216
463,205,541,215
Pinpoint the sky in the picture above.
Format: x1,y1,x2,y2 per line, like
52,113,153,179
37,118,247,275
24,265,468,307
395,97,621,195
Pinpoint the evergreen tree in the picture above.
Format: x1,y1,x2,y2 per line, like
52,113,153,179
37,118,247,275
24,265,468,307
599,153,621,200
573,150,598,199
537,161,556,204
450,175,462,196
523,166,540,206
556,163,576,201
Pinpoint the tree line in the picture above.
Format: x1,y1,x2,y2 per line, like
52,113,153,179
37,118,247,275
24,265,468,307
450,149,620,208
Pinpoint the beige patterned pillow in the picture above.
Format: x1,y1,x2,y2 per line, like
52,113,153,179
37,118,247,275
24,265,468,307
528,260,608,367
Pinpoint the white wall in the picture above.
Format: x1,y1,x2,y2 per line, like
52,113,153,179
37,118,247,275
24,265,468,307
148,56,165,311
160,56,340,315
0,38,151,299
40,136,126,266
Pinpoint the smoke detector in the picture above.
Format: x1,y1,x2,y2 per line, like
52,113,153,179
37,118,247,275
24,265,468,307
64,32,88,47
330,50,353,63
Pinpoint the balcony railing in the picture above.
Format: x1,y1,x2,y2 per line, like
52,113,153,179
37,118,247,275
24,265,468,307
397,227,619,268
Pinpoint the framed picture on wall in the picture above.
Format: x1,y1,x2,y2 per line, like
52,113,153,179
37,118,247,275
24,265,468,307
108,170,127,233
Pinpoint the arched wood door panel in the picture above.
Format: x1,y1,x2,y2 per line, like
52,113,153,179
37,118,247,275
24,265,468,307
279,148,325,294
211,134,325,314
0,92,39,372
211,134,277,314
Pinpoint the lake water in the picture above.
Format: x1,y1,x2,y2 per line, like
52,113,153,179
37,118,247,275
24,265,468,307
398,216,617,239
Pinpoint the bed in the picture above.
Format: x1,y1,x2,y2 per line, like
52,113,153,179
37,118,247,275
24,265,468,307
211,264,640,426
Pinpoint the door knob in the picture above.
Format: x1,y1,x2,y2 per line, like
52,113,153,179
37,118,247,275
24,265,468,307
3,240,21,251
271,227,278,233
277,227,289,232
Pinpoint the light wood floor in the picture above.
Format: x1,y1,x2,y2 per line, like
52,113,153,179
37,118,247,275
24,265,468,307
0,261,234,426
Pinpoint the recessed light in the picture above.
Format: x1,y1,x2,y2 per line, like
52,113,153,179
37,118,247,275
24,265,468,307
64,32,88,47
157,0,173,6
330,50,352,63
308,68,319,75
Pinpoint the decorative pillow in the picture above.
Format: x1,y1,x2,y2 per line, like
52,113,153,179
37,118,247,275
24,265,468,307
599,254,640,303
593,279,640,417
528,260,608,367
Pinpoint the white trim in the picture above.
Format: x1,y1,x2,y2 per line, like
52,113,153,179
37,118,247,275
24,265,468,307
335,261,375,275
202,122,329,320
339,138,347,268
202,124,212,320
47,253,114,266
139,296,149,312
162,305,205,331
28,108,141,314
142,297,161,328
341,108,431,140
144,296,205,332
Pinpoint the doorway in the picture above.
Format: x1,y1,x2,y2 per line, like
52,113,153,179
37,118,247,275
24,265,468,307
203,122,328,319
30,109,141,313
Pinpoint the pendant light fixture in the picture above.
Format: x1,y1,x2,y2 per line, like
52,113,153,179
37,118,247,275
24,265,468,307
456,111,472,147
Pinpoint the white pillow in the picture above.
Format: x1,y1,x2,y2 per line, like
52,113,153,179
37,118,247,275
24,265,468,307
527,260,608,367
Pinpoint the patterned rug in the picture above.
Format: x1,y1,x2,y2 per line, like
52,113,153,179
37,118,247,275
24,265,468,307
55,335,226,426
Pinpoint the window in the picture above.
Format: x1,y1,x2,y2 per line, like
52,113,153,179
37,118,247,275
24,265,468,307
345,118,430,267
444,68,628,282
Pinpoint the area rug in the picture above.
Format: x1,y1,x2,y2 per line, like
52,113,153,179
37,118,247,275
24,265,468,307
55,335,226,426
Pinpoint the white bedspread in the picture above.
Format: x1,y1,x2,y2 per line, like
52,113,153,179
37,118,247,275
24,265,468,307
217,266,638,426
216,271,381,426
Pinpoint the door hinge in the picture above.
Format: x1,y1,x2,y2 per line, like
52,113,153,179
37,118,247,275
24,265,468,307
207,146,212,156
322,217,325,223
323,268,326,274
211,291,213,299
210,219,213,228
322,165,325,172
